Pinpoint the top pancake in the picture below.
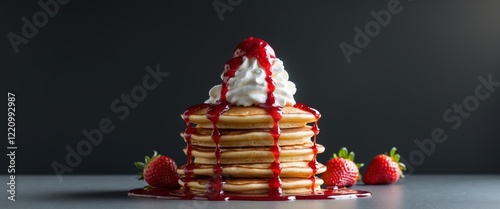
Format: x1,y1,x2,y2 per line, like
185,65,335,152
182,106,318,129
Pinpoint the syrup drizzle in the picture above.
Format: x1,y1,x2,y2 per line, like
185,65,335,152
222,37,285,195
182,103,210,192
263,105,283,195
293,103,321,193
237,37,286,195
205,102,230,194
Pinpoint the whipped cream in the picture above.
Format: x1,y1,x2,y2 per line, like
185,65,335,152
205,56,297,107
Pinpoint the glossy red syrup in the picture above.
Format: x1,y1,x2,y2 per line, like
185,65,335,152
182,103,210,192
263,105,283,195
205,102,230,194
293,103,321,192
129,187,371,201
233,37,285,195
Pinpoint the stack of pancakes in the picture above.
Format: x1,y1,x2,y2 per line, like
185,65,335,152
178,106,326,194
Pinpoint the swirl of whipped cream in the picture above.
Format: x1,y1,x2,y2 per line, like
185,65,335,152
205,56,297,107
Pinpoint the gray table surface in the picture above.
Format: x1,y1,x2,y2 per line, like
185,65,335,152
2,175,499,209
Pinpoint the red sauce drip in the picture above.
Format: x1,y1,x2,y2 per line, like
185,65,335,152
233,37,284,195
182,104,210,192
262,105,283,195
293,103,321,193
205,102,230,195
231,37,284,195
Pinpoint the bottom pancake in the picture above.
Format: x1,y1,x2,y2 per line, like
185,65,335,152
177,162,326,178
180,177,324,194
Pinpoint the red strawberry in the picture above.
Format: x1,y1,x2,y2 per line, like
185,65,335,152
134,151,180,189
363,147,406,185
321,147,363,188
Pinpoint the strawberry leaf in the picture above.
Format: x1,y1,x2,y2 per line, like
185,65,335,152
390,147,397,158
348,152,355,161
137,172,144,180
356,163,364,169
339,147,348,159
152,150,159,159
393,153,400,163
134,162,145,169
399,162,406,171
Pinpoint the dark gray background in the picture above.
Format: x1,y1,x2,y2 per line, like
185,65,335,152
1,0,499,175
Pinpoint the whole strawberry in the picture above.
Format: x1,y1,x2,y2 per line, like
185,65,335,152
363,147,406,185
134,151,181,189
321,147,363,188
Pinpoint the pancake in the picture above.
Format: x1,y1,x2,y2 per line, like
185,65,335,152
186,143,325,164
181,126,315,147
179,177,324,194
177,162,326,178
182,106,318,129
